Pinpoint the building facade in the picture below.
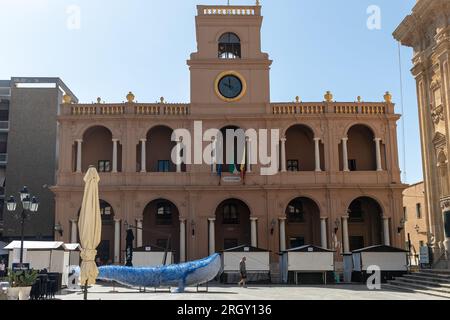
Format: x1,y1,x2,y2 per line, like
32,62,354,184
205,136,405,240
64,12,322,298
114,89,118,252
53,4,406,276
0,78,77,242
394,0,450,259
402,182,428,265
0,80,11,237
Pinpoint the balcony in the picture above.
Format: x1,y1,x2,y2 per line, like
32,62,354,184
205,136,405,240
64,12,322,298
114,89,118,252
55,169,394,189
0,121,9,131
0,154,7,166
272,102,392,115
61,102,190,117
0,87,10,98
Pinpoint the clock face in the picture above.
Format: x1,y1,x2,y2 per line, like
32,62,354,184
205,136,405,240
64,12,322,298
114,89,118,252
218,75,243,99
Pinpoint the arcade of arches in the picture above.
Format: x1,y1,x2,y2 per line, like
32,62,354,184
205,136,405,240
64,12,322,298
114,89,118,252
73,123,387,175
69,196,391,264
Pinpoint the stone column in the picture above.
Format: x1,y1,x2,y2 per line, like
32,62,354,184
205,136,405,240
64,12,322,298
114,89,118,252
112,139,119,173
176,139,182,173
140,139,146,173
280,138,287,172
246,137,252,173
279,217,287,252
342,138,349,172
70,219,78,243
76,139,83,173
320,217,328,249
342,216,350,254
114,219,121,264
212,138,217,174
314,138,321,172
208,218,216,255
383,217,390,246
250,217,258,247
136,219,143,248
374,138,383,171
180,219,186,262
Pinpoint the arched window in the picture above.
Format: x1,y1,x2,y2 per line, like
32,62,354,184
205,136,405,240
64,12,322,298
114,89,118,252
218,33,241,59
287,199,305,223
100,200,113,221
223,204,239,224
348,200,363,222
156,201,173,225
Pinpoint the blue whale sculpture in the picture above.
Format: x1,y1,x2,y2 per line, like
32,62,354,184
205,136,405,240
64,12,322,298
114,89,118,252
96,253,222,293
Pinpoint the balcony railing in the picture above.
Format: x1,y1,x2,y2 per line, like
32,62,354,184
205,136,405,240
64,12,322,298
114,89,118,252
0,154,7,165
62,101,391,117
272,102,390,115
65,103,190,116
198,5,260,16
0,121,9,131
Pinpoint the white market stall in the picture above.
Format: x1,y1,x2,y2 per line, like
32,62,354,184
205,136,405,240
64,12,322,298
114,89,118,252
4,241,81,288
221,245,270,284
280,245,335,284
351,245,408,283
132,246,173,267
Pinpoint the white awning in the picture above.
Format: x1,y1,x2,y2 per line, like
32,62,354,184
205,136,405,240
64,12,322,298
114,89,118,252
64,243,81,251
4,241,65,250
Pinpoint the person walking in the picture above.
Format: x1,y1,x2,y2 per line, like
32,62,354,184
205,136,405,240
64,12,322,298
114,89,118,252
238,257,247,288
0,260,5,278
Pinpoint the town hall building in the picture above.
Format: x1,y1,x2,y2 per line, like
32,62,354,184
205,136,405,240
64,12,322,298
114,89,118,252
52,3,406,278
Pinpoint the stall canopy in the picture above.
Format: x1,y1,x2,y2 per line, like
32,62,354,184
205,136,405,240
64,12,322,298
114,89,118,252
132,246,173,266
280,245,335,284
352,245,408,272
220,245,271,283
5,241,66,250
222,245,271,272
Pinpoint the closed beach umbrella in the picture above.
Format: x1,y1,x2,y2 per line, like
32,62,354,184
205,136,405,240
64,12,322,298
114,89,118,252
78,167,102,299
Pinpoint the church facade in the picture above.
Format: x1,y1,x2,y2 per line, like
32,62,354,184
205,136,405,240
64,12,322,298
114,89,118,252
52,3,405,277
394,0,450,258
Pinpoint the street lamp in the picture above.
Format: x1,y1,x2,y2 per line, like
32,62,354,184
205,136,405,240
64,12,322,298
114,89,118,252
6,186,40,269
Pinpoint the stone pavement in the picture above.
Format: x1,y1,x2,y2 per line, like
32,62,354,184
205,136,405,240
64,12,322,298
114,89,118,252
56,284,446,300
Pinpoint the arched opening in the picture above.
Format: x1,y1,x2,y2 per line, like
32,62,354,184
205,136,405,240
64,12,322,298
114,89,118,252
142,199,180,262
347,197,383,251
285,197,321,248
137,126,179,173
78,200,115,265
438,151,449,197
285,125,323,171
215,199,251,251
218,32,241,59
80,126,122,173
217,126,246,174
342,125,376,171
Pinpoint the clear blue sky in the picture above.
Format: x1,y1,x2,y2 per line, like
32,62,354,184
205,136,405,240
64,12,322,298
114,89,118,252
0,0,420,183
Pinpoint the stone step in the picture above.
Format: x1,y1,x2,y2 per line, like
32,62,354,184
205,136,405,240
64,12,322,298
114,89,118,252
383,283,450,299
420,269,450,275
416,272,450,280
395,276,450,289
403,274,450,284
388,279,450,295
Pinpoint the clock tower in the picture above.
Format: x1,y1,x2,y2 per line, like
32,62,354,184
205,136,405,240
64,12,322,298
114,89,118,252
187,4,272,114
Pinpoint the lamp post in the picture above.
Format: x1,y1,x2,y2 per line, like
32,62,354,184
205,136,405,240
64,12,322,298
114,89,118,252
6,186,39,268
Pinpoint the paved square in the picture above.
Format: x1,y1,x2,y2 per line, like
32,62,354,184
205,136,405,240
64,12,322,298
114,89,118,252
56,284,445,300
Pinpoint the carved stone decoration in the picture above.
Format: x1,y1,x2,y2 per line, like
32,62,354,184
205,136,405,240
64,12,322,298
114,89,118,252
440,197,450,210
431,105,445,125
432,132,447,149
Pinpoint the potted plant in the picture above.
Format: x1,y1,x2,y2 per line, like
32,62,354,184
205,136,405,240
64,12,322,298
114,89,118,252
7,269,38,300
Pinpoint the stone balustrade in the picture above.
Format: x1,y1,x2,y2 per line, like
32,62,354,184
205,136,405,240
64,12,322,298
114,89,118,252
198,5,260,16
